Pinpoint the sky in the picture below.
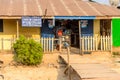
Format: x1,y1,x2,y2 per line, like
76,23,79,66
92,0,110,5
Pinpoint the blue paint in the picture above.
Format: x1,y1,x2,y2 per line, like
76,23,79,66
54,16,96,20
81,20,93,36
41,20,55,51
41,19,54,38
79,16,96,20
80,20,93,54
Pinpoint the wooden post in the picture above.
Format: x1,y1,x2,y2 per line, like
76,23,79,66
74,34,76,45
93,36,95,51
67,47,71,80
63,47,71,80
11,38,13,50
52,38,54,52
103,36,105,51
46,38,48,52
96,37,98,51
82,37,84,52
16,20,19,39
85,36,87,51
67,47,70,68
41,38,43,50
1,38,3,50
43,38,46,52
88,36,90,51
106,36,107,50
79,20,82,55
101,36,103,51
111,19,113,54
59,37,62,52
109,36,111,50
90,36,92,51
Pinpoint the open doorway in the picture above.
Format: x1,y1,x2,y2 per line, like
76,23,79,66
54,19,94,49
54,20,78,49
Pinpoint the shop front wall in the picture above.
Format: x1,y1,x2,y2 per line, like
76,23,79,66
81,20,93,36
80,19,100,37
93,19,100,47
0,19,17,39
19,25,40,39
0,19,41,39
0,19,16,50
94,19,100,37
0,19,41,50
41,19,54,38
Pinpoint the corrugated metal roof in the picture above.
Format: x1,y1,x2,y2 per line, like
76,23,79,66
0,0,119,17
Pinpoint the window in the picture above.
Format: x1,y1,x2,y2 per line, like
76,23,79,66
100,20,111,36
0,19,3,32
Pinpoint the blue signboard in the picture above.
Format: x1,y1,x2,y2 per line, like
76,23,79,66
22,16,42,27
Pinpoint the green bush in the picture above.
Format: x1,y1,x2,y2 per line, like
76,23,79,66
13,35,43,66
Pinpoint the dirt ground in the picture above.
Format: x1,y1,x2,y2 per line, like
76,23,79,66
0,48,120,80
0,51,69,80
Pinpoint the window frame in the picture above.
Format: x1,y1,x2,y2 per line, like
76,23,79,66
0,19,3,32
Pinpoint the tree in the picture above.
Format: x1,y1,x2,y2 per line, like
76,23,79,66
109,0,120,7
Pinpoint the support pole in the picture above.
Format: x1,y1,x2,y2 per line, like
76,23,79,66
64,46,71,80
111,19,112,54
67,47,70,68
16,20,19,39
1,38,3,50
79,20,82,55
67,47,71,80
59,37,62,52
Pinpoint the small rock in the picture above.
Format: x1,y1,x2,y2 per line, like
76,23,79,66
54,65,59,68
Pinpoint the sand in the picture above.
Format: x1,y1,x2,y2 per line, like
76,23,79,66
0,49,120,80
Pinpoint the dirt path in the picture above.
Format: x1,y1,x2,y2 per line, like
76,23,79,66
0,52,68,80
0,50,120,80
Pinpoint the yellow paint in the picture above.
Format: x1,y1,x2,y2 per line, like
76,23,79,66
0,19,16,38
94,19,100,37
0,19,41,50
93,19,100,48
19,26,40,39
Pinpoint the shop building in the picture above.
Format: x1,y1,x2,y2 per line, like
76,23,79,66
0,0,120,53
